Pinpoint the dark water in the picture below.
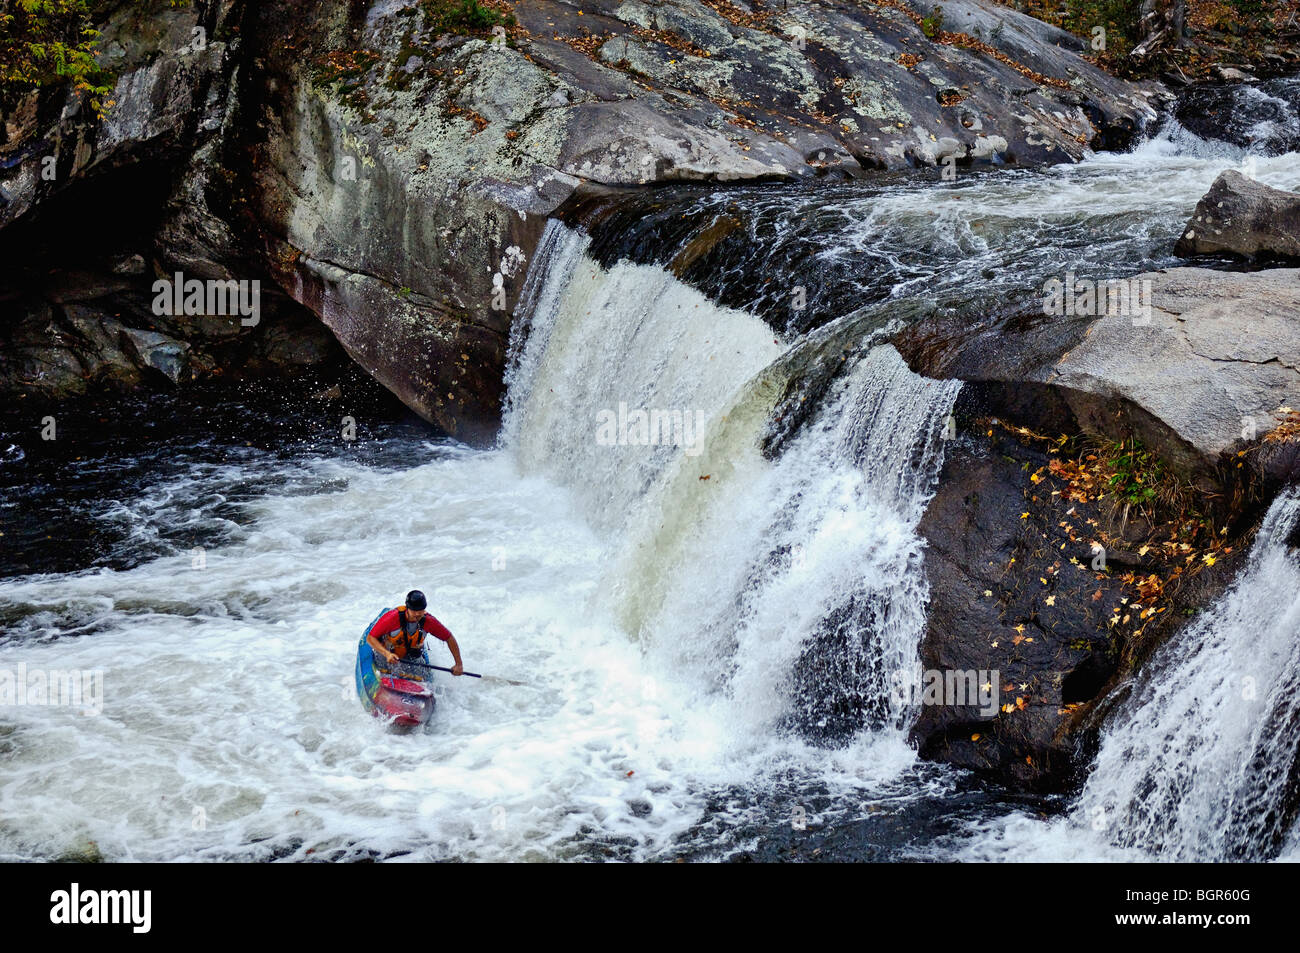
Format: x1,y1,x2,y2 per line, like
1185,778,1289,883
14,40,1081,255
0,368,432,579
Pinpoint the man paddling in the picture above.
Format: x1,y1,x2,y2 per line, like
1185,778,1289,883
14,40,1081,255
367,590,464,676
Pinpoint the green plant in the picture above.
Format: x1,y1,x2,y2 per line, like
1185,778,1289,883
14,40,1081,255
0,0,115,114
920,4,945,38
1105,437,1161,507
1064,0,1142,54
420,0,515,35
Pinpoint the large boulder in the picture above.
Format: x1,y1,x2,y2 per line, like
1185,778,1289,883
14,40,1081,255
1175,170,1300,261
898,262,1300,787
894,266,1300,489
231,0,1162,441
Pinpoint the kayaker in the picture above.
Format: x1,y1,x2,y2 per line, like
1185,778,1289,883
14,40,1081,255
367,590,464,675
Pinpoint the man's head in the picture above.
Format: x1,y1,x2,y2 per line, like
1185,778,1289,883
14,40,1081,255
405,589,428,620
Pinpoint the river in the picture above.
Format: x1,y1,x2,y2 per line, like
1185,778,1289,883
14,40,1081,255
2,103,1299,861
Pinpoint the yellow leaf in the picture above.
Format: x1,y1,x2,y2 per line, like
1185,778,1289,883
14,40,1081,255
1045,595,1056,606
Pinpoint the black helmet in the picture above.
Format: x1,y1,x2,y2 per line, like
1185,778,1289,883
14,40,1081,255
405,589,428,610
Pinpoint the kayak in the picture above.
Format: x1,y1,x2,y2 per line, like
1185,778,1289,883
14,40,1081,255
355,608,436,729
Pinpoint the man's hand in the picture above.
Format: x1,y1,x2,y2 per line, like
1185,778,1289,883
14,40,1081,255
451,661,464,676
384,649,401,667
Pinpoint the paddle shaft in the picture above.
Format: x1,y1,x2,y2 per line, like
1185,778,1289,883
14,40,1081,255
403,660,481,679
394,659,529,687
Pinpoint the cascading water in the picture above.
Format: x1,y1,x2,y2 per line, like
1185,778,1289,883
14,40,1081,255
502,220,961,746
577,119,1300,333
1175,76,1300,156
956,490,1300,861
1070,490,1300,861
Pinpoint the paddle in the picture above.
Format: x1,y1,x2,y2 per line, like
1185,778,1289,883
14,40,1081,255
394,659,530,687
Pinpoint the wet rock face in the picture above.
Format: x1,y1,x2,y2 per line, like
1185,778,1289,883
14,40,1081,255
1175,170,1300,261
0,269,345,403
908,321,1271,793
897,261,1300,789
910,434,1109,790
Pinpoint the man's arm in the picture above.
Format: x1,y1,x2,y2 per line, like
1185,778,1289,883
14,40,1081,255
367,632,398,666
367,611,401,665
444,635,464,676
423,615,464,676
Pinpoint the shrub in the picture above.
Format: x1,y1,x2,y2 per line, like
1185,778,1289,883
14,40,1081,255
0,0,115,114
920,5,945,38
421,0,516,35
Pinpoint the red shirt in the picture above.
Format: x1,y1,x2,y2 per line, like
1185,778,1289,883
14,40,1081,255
370,608,452,659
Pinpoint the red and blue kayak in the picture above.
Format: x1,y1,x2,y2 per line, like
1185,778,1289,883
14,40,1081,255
355,608,436,729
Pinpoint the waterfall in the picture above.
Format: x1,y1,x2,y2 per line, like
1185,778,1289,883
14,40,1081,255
504,221,961,744
1174,76,1300,157
1072,489,1300,860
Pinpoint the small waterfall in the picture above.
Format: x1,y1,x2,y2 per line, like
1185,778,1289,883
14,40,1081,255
1174,77,1300,157
1073,489,1300,860
504,221,961,744
628,344,960,742
502,220,784,532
